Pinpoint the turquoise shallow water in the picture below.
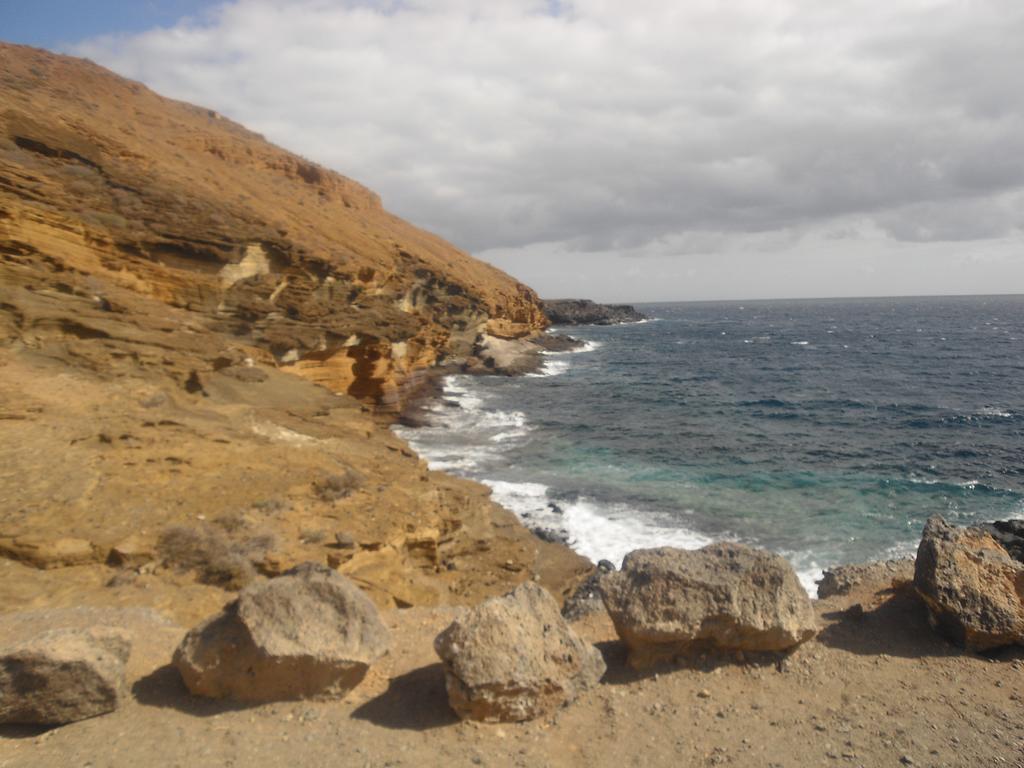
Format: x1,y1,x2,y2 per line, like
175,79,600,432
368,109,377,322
396,295,1024,591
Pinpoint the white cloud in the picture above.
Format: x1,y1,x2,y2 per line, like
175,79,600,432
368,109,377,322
73,0,1024,299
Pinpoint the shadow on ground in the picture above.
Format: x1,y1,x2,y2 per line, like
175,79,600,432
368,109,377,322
596,639,786,686
818,589,965,660
0,724,54,740
351,662,458,731
131,664,249,717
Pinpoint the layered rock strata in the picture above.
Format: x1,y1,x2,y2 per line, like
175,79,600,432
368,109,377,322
0,43,546,412
0,43,593,622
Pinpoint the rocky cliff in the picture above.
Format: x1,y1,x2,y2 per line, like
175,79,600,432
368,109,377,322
0,43,547,411
0,43,589,620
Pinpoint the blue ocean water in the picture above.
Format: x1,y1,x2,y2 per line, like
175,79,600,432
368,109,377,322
395,295,1024,591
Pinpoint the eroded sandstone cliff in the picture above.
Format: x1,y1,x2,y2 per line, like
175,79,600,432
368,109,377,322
0,43,588,620
0,43,546,410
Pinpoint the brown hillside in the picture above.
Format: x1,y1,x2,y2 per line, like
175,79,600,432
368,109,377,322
0,42,588,622
0,42,545,408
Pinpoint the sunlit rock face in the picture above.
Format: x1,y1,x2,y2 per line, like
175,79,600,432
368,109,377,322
0,43,547,411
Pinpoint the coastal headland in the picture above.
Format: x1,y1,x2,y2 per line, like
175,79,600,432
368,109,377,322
2,43,1023,767
541,299,648,326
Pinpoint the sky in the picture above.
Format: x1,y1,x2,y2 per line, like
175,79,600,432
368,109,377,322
3,1,1023,302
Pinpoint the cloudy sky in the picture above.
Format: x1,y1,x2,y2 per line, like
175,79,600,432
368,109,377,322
7,1,1024,301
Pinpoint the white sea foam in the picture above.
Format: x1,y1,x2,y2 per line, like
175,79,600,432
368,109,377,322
423,454,488,472
485,479,551,517
529,337,601,378
796,567,825,597
476,410,528,428
489,428,531,443
540,339,602,355
881,539,919,561
561,499,713,568
393,374,534,468
442,379,485,412
527,358,571,377
978,406,1013,419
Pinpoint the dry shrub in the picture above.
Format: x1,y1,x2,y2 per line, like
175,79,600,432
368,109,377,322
299,529,327,545
312,467,364,502
157,523,277,590
252,498,287,514
211,511,247,534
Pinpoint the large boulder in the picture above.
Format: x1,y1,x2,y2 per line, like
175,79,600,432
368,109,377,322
174,563,390,702
0,627,130,725
434,581,606,722
914,515,1024,651
601,544,816,668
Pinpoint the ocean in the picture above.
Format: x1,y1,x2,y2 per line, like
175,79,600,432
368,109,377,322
394,295,1024,593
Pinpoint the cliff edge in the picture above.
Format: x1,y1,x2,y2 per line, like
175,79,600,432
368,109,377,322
0,43,547,411
0,43,589,621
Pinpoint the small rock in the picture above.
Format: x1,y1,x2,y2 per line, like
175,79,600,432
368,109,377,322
816,559,914,599
219,365,269,383
560,570,607,622
326,551,354,569
107,534,155,568
0,628,130,725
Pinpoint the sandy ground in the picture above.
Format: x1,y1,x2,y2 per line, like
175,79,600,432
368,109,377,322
2,578,1022,768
